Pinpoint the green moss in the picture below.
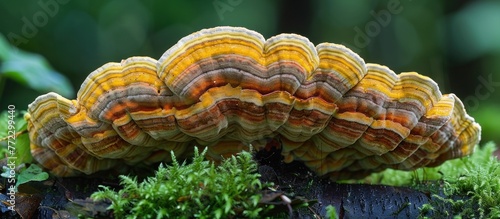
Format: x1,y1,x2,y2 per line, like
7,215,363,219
361,142,497,185
432,142,500,218
91,140,499,218
325,205,339,219
355,142,500,218
91,147,273,218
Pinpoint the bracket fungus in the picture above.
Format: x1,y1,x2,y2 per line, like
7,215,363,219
26,26,481,180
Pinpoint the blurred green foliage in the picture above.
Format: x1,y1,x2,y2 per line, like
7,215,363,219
0,34,73,97
0,0,498,144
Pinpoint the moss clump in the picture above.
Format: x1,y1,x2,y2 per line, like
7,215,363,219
91,148,272,218
357,142,500,218
424,142,500,218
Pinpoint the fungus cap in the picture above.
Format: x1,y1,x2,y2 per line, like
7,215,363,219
26,26,481,180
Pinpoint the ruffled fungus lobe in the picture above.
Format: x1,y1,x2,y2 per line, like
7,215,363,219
26,27,481,179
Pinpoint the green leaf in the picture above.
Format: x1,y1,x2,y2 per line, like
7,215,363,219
0,48,74,97
14,132,32,164
0,34,11,60
0,110,32,163
16,164,49,188
0,111,8,139
16,111,28,131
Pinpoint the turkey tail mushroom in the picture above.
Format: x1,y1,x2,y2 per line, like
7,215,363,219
26,26,481,180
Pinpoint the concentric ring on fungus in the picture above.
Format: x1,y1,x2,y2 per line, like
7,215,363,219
26,26,481,180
